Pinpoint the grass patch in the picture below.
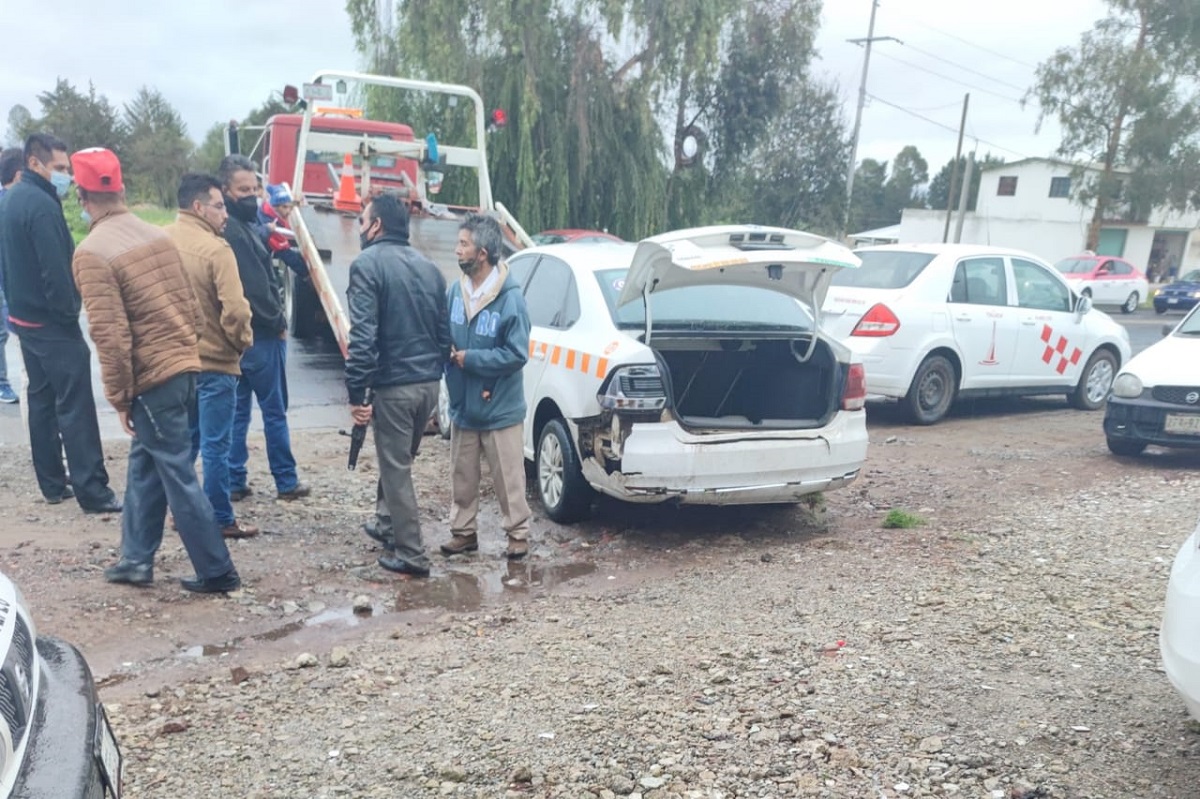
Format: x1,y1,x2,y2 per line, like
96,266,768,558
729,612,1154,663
882,509,925,529
130,205,177,226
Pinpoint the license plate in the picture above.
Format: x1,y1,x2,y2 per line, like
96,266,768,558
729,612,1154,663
1164,414,1200,435
95,705,122,799
1168,298,1179,304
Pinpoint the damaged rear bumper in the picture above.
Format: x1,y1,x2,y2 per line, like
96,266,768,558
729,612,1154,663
579,413,868,505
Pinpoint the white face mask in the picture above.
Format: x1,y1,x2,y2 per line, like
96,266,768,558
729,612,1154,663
49,170,72,198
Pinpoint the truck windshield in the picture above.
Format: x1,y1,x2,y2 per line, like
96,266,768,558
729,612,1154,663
594,269,814,332
831,251,935,289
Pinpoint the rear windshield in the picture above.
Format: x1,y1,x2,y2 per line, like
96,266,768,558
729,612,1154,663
1055,258,1097,274
595,269,813,332
831,251,935,288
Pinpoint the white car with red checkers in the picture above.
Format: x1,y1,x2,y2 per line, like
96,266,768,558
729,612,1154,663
504,225,869,522
820,243,1132,424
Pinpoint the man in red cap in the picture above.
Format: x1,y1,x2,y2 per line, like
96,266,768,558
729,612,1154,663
71,147,241,594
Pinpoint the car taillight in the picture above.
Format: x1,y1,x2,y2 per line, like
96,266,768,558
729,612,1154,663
851,303,901,337
842,363,866,411
599,364,666,412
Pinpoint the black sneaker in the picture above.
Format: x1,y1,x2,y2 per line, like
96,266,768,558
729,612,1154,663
277,483,311,501
230,486,253,502
362,522,394,550
377,555,430,577
180,570,242,594
104,559,153,586
45,485,75,505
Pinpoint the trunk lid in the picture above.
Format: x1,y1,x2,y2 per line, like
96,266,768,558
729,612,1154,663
617,225,859,340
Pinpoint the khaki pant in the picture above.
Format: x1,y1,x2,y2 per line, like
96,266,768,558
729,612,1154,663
450,422,531,541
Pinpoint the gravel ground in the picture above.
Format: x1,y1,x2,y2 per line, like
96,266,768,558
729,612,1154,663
4,399,1200,798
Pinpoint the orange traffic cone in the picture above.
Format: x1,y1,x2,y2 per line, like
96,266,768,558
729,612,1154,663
333,153,361,213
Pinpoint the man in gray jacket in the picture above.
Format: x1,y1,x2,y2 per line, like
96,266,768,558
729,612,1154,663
346,192,450,577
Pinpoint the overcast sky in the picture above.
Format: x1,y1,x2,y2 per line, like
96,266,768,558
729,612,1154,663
2,0,1108,177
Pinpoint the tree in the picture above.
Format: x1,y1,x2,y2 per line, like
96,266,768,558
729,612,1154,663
26,79,125,153
344,0,830,238
847,159,890,233
123,87,192,207
1029,0,1200,249
927,153,1005,211
716,81,849,235
6,105,31,147
192,123,229,174
883,145,928,213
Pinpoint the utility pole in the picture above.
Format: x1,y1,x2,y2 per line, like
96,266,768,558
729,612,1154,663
954,150,975,244
942,93,969,243
842,0,899,239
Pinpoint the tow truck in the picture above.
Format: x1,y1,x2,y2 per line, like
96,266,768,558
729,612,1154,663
227,70,533,356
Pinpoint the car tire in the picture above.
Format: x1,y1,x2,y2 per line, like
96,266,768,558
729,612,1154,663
1070,349,1117,410
903,355,957,425
535,418,593,523
1107,436,1147,457
1121,292,1139,314
436,378,451,440
1155,306,1167,315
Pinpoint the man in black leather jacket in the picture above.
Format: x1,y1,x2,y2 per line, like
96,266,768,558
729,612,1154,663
346,192,450,577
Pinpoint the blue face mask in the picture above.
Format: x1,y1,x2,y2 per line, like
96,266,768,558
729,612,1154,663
48,170,72,198
80,210,92,226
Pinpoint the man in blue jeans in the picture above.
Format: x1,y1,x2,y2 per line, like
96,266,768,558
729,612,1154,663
165,173,256,538
217,156,309,501
71,147,239,592
0,147,24,404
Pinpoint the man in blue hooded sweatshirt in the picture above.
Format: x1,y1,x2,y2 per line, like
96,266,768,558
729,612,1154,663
442,213,532,560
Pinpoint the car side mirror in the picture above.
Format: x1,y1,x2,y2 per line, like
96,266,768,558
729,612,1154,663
1163,324,1174,337
1075,295,1092,316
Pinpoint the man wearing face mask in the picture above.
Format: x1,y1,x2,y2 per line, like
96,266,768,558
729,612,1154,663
442,213,532,560
345,192,449,577
217,155,309,502
0,133,119,513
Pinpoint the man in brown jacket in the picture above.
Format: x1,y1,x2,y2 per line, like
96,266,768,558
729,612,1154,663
71,148,240,593
165,173,257,539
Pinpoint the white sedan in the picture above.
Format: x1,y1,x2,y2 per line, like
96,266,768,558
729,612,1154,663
1161,516,1200,722
821,244,1133,424
506,225,870,522
1104,303,1200,455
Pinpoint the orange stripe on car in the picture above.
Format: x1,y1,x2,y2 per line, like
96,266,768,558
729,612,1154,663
565,348,576,369
596,357,609,378
580,353,591,373
550,345,562,365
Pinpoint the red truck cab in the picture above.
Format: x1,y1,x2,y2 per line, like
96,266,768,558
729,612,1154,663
261,113,420,196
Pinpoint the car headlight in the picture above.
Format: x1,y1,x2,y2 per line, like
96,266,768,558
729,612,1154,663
1111,373,1143,398
1153,288,1161,297
1191,291,1200,299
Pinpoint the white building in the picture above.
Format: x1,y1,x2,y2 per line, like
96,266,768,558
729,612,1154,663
854,158,1200,278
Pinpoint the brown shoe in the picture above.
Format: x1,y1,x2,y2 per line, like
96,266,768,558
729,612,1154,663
505,538,529,560
439,534,479,556
276,484,311,501
222,522,260,539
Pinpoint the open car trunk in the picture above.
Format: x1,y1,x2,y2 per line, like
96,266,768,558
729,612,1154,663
652,335,842,430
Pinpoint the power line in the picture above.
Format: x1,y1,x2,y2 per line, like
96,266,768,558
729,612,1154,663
866,93,1031,159
900,42,1031,94
871,49,1025,105
903,19,1039,70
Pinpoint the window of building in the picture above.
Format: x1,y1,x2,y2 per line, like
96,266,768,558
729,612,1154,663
1049,177,1071,198
997,176,1018,196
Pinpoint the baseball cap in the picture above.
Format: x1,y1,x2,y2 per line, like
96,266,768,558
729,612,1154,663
71,148,124,193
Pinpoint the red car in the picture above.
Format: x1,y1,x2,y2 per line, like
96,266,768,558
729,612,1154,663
531,228,623,245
